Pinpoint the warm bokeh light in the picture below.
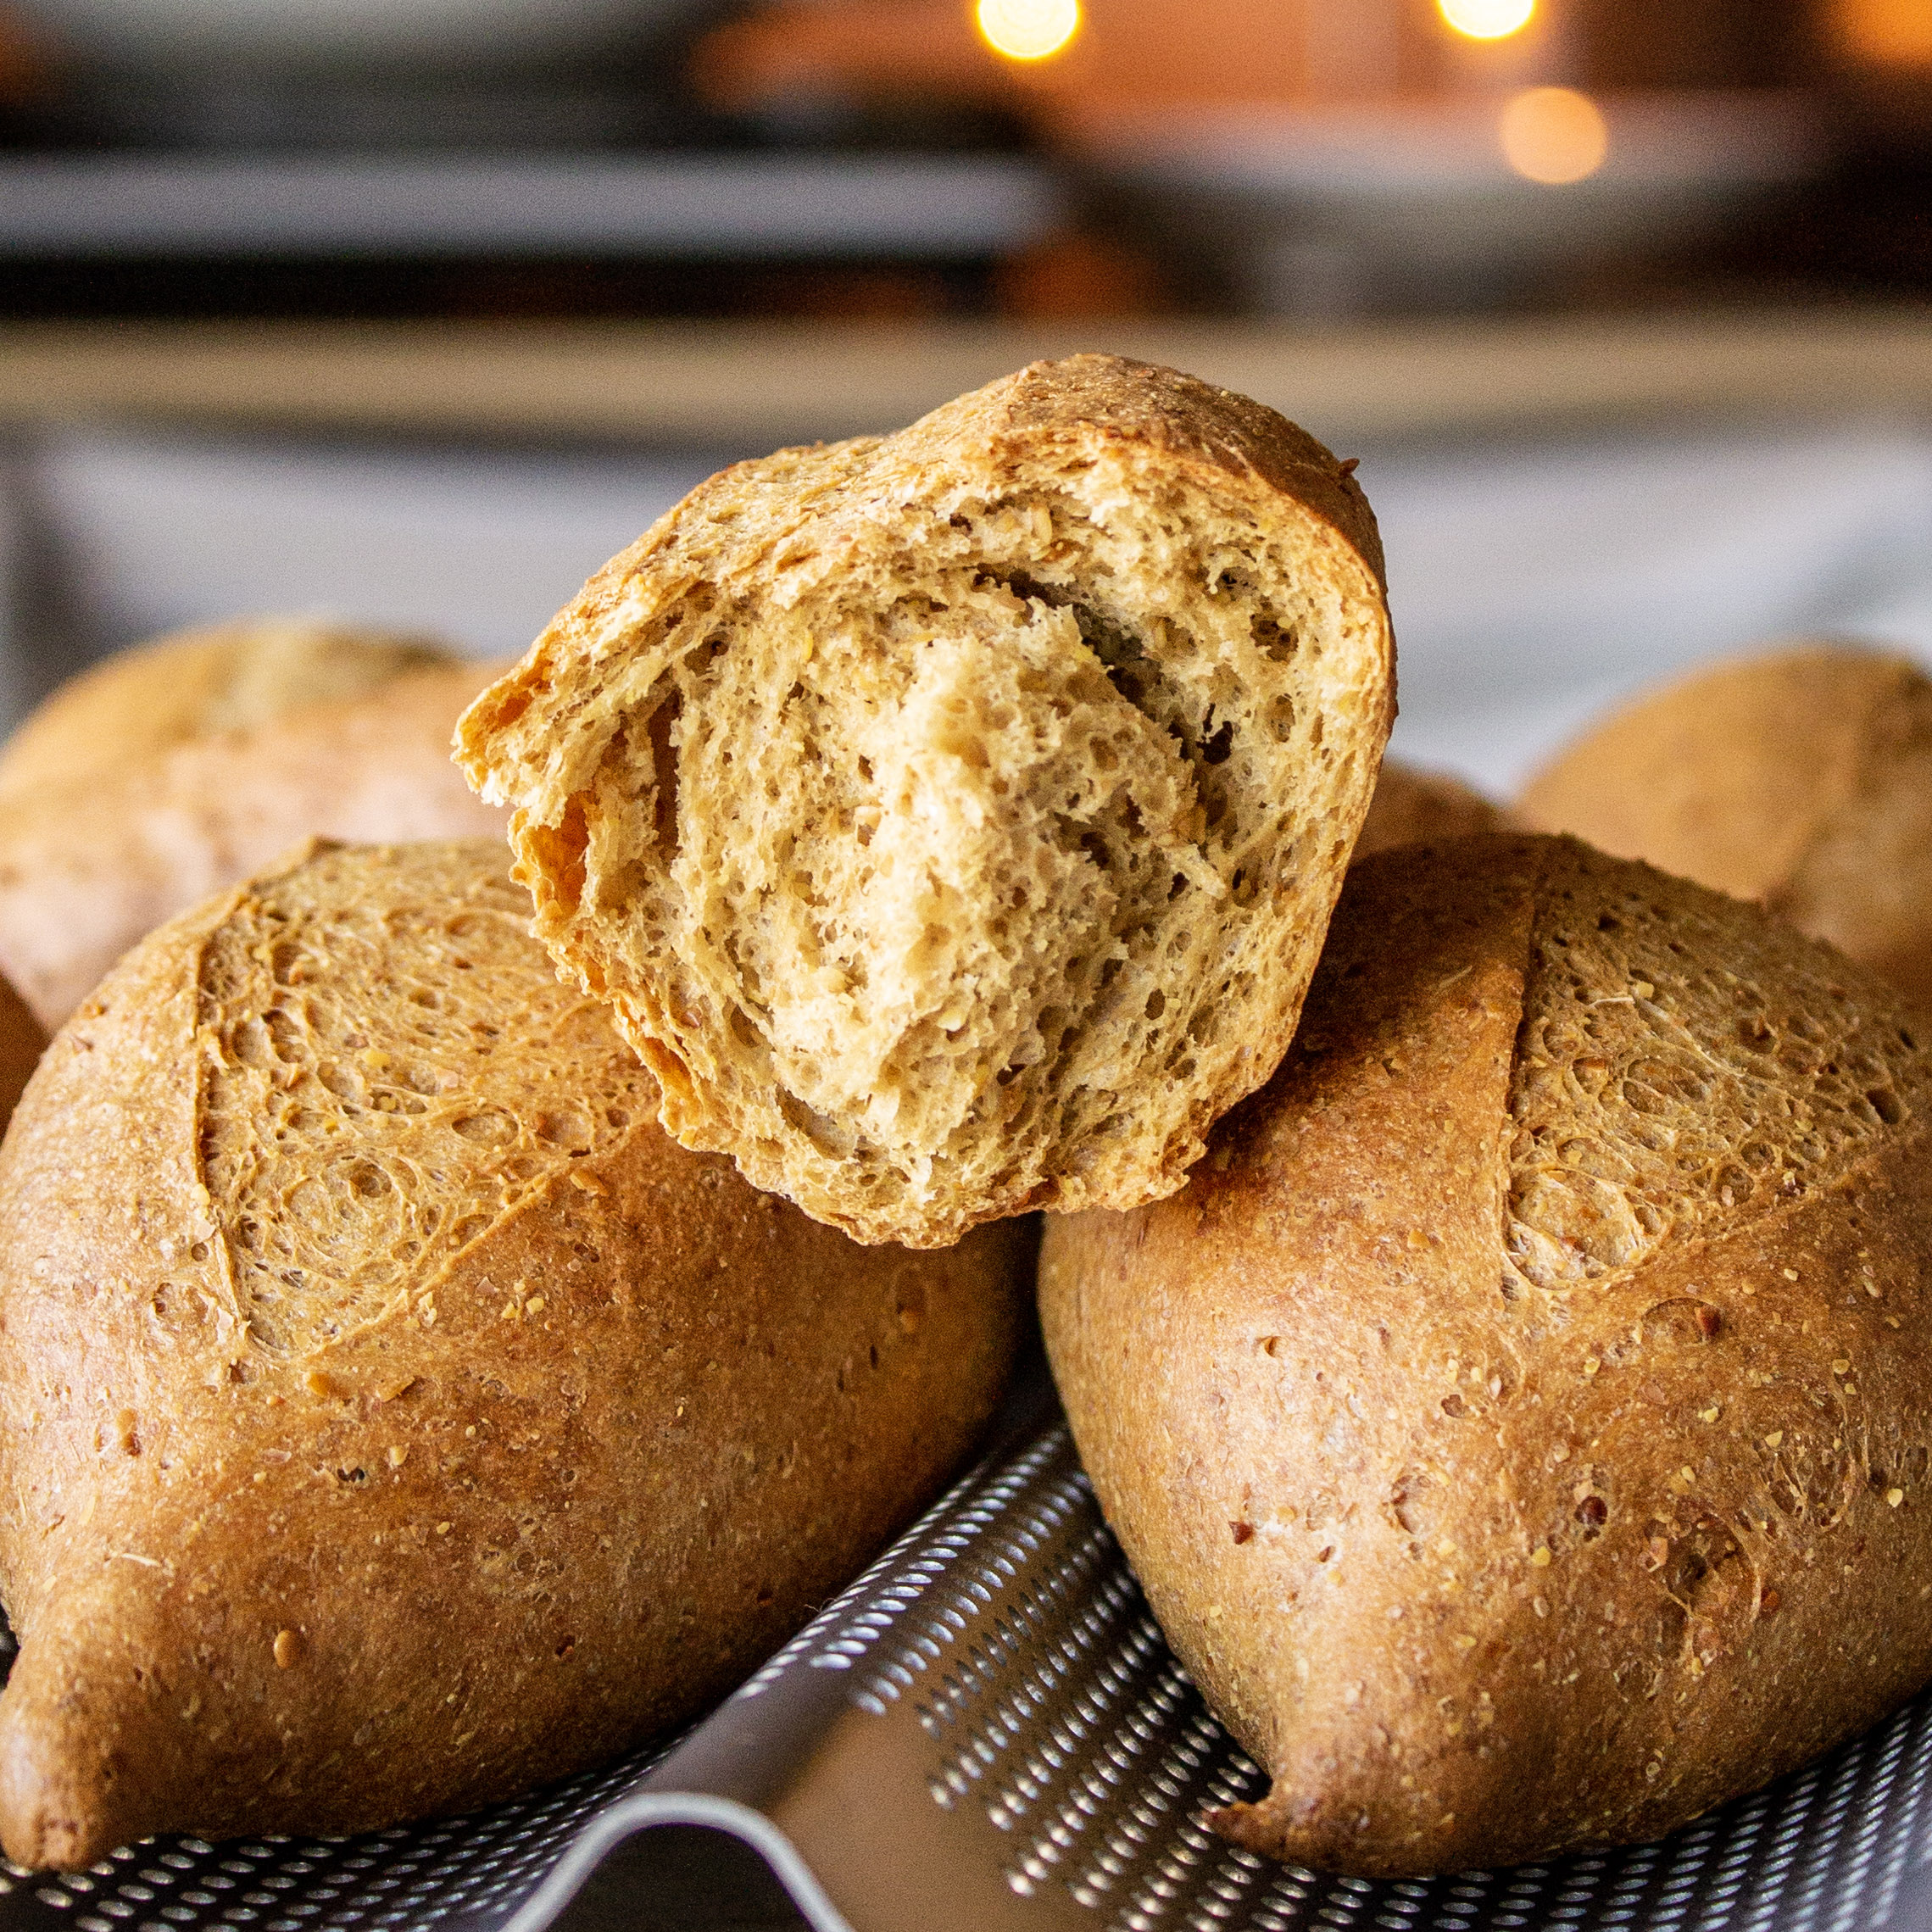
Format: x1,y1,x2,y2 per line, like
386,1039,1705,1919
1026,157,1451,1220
976,0,1081,62
1828,0,1932,67
1438,0,1534,41
1499,86,1609,185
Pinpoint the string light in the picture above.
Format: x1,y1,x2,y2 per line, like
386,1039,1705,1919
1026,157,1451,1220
1439,0,1534,41
1499,86,1609,185
976,0,1082,62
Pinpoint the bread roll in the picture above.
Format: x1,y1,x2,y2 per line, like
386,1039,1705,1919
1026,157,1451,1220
1040,833,1932,1876
0,969,43,1135
0,621,509,1027
0,840,1027,1871
1517,643,1932,1011
1355,759,1503,860
0,618,449,808
458,354,1395,1247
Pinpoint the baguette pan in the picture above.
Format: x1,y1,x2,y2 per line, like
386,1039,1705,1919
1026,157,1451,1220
1517,642,1932,1010
0,840,1027,1871
1355,759,1503,860
1041,833,1932,1876
0,622,509,1027
458,354,1395,1247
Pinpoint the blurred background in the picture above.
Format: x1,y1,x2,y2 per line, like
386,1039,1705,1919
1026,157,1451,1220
0,0,1929,788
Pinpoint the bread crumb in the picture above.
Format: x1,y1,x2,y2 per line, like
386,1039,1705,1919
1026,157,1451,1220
1765,1431,1784,1449
386,1445,407,1468
1784,1268,1800,1282
436,1521,452,1535
1583,1357,1601,1378
1832,1358,1851,1375
1530,1546,1553,1567
1889,1489,1906,1508
1699,1406,1719,1423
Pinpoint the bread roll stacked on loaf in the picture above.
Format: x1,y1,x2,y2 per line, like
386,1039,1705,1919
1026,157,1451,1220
0,621,509,1027
458,354,1395,1246
1355,759,1503,860
1041,833,1932,1875
0,840,1027,1871
1518,643,1932,1011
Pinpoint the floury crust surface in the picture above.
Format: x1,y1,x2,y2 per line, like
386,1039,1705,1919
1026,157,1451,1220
0,839,1027,1869
458,354,1394,1246
1041,834,1932,1876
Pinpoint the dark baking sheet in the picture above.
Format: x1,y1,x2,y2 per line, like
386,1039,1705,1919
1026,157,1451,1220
3,1367,1930,1932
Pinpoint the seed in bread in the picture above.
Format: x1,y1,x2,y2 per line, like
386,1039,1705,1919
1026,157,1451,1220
457,354,1395,1247
1517,642,1932,1011
0,620,509,1027
1040,832,1932,1876
0,839,1028,1871
1355,758,1503,860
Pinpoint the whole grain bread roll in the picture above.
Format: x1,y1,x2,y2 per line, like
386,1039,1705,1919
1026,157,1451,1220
458,354,1395,1248
1517,643,1932,1011
1355,759,1503,860
1040,833,1932,1877
0,839,1027,1871
0,621,509,1027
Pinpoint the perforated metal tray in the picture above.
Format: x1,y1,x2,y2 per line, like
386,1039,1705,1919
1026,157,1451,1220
4,1369,1930,1932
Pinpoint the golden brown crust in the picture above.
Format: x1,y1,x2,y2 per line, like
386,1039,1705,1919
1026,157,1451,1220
0,634,509,1027
0,620,450,809
1040,833,1932,1876
1517,643,1932,1011
1354,760,1505,860
0,840,1028,1870
458,354,1395,1246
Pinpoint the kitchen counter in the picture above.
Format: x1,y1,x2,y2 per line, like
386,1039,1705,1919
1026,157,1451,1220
1,303,1929,449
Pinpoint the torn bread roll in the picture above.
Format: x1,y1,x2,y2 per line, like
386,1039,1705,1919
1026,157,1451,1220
1041,833,1932,1876
1517,642,1932,1011
0,620,509,1027
0,839,1027,1870
458,354,1395,1246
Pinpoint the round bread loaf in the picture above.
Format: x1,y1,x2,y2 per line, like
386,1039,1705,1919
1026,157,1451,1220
458,354,1395,1247
1040,833,1932,1876
1517,643,1932,1011
1355,758,1503,860
0,839,1028,1871
0,621,509,1027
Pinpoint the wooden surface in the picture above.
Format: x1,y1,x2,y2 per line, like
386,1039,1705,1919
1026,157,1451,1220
2,305,1929,448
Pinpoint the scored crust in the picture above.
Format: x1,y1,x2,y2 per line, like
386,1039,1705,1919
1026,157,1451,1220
0,840,1027,1869
1517,641,1932,1011
1040,833,1932,1876
458,354,1395,1246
